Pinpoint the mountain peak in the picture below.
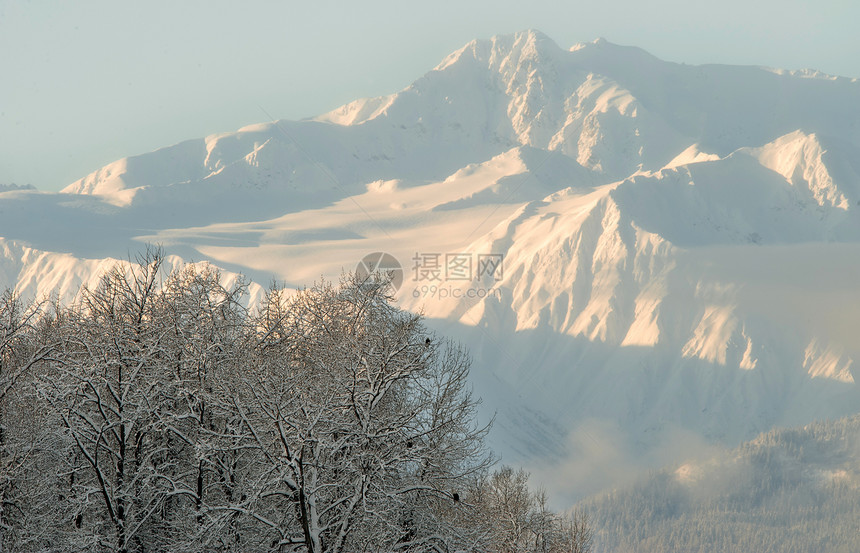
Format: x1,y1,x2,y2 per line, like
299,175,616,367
570,37,619,51
509,28,555,47
489,28,563,60
570,36,609,51
434,29,562,72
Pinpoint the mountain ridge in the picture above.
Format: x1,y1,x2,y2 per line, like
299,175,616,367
3,30,860,505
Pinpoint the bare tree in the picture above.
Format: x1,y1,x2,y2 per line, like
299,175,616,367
9,259,580,553
556,510,592,553
470,466,593,553
214,274,493,553
0,290,59,551
156,262,250,552
36,250,203,552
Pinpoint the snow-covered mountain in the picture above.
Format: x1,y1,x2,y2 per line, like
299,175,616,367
3,30,860,505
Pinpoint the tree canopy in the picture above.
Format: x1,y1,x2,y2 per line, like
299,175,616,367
0,250,590,553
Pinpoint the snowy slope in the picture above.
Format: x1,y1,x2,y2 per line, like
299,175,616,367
4,30,860,504
0,238,263,307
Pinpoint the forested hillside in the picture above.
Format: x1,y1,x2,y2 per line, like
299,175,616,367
583,416,860,552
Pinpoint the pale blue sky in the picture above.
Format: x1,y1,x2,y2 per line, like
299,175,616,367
2,0,857,191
